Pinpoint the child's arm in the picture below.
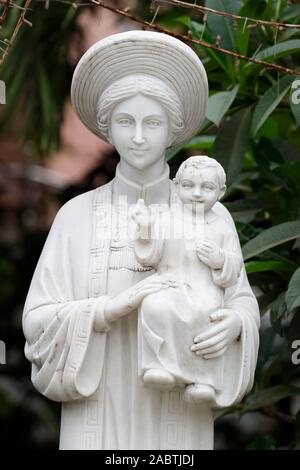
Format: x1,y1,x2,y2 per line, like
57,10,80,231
196,231,243,288
131,199,164,267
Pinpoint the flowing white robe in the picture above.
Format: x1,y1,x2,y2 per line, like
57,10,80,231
22,164,260,450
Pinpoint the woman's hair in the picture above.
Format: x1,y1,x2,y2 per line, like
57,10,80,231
96,74,185,147
174,155,226,188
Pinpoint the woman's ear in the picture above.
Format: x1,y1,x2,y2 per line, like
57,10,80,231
218,185,226,201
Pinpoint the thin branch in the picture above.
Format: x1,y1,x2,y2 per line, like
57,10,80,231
0,0,10,24
0,0,32,65
3,0,300,77
89,0,300,77
154,0,300,30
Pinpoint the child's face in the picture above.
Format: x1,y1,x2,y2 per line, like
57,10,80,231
176,166,222,213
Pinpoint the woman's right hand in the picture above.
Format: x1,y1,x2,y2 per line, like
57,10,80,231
104,273,173,323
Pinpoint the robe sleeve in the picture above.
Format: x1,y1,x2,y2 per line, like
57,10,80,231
211,225,243,288
212,203,260,408
23,202,110,403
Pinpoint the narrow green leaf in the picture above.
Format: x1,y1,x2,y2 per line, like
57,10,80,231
252,40,300,62
251,75,294,136
271,292,287,335
286,268,300,312
242,221,300,260
205,0,242,52
242,385,300,412
189,20,229,75
214,107,252,185
207,85,239,126
184,135,215,150
281,4,300,21
245,260,291,274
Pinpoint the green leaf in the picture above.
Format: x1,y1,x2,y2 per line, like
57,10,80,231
189,20,229,75
184,135,215,150
286,268,300,312
224,197,261,223
213,107,252,185
255,327,275,384
281,4,300,21
242,385,300,412
235,1,268,56
247,435,276,450
252,40,300,62
205,0,242,52
207,85,239,126
242,221,300,260
251,75,294,136
245,260,291,274
271,292,286,335
274,162,300,195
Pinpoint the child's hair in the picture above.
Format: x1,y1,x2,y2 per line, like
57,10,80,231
174,155,226,188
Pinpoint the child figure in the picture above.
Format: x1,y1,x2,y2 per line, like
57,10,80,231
131,156,243,405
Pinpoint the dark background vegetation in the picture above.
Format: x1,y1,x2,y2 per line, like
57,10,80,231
0,0,300,449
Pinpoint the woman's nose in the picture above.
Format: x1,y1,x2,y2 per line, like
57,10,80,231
132,123,145,145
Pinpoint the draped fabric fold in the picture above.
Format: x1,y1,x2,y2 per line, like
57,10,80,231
23,189,111,402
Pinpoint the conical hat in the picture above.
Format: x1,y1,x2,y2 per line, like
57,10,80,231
71,30,208,147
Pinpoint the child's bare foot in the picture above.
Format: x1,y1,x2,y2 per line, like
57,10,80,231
183,384,216,405
143,369,176,391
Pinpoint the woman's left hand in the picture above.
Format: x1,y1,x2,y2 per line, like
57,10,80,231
190,309,242,359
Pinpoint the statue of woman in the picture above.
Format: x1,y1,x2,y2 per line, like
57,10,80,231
22,31,260,450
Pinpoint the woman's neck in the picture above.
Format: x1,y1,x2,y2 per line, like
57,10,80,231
119,158,167,185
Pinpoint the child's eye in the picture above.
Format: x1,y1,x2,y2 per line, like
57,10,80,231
203,184,215,191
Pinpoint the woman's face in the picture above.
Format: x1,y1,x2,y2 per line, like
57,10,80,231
110,94,170,171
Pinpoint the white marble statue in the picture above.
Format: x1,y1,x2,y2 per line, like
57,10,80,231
22,31,260,450
131,156,243,405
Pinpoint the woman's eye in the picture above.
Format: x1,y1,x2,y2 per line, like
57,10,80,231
147,120,161,127
182,184,193,189
118,118,132,126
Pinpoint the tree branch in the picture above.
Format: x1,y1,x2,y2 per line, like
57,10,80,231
87,0,300,77
154,0,300,30
0,0,32,65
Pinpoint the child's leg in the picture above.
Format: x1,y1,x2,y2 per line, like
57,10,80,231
143,368,176,391
183,383,216,405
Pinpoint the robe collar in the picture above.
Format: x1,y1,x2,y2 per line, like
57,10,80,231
113,162,171,205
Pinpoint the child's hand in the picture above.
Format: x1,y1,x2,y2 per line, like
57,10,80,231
196,240,225,269
131,199,152,228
